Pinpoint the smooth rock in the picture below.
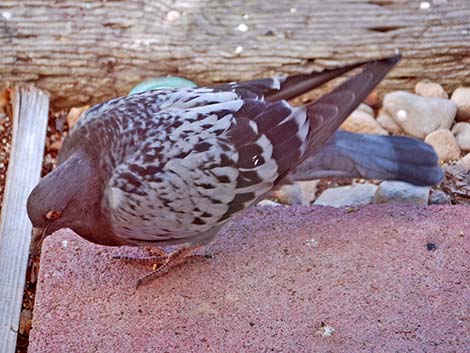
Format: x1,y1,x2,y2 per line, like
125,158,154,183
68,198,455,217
377,110,404,134
273,180,319,205
415,81,448,99
374,181,430,205
451,122,470,151
314,183,377,208
382,91,457,138
356,103,375,116
364,90,379,107
296,180,319,204
456,153,470,170
424,129,461,162
429,190,451,205
19,309,33,336
66,105,89,130
451,87,470,121
340,110,388,135
257,199,283,207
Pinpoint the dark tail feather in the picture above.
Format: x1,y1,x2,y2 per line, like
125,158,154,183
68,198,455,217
265,62,363,102
304,54,401,155
290,131,444,186
235,56,397,104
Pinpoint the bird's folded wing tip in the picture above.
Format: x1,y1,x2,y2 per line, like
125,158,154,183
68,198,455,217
390,50,402,63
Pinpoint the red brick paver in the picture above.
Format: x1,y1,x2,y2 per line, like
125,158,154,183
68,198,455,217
29,205,470,353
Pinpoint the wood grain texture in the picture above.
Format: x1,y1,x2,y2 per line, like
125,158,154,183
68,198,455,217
0,0,469,108
0,87,48,353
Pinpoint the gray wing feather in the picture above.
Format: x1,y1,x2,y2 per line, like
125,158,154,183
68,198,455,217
102,88,307,244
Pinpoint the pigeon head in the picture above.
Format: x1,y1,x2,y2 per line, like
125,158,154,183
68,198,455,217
27,152,100,253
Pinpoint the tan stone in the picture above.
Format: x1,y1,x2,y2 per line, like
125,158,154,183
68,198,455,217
273,180,319,205
424,129,461,162
415,81,448,99
374,181,430,205
456,153,470,171
377,110,403,135
451,87,470,121
451,122,470,151
363,90,379,107
314,183,378,208
66,105,90,129
340,110,388,135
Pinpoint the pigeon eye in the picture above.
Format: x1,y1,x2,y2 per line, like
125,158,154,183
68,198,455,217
45,210,62,221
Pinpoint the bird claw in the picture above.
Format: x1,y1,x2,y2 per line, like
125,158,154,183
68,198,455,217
111,246,169,264
111,254,168,265
135,248,211,288
111,246,211,288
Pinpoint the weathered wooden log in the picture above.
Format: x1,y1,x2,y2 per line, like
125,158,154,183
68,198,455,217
0,0,469,109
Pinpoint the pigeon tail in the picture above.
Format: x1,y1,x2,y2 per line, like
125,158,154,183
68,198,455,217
265,62,363,102
303,54,401,156
290,131,444,186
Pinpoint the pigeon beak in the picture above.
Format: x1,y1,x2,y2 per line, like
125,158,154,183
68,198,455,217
30,226,48,256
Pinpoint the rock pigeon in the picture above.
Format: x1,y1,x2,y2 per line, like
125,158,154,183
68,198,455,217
27,54,440,287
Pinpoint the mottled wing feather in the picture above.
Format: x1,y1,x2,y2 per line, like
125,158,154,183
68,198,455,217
102,86,309,244
215,78,282,100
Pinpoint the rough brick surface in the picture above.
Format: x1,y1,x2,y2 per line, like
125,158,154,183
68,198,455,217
29,205,470,353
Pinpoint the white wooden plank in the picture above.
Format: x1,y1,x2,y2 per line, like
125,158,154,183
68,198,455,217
0,86,49,353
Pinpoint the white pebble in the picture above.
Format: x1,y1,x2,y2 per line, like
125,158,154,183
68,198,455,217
340,109,389,135
61,240,68,248
321,324,335,337
420,2,431,9
166,11,180,22
257,199,283,207
2,12,12,21
236,23,248,32
305,239,319,247
234,46,243,55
